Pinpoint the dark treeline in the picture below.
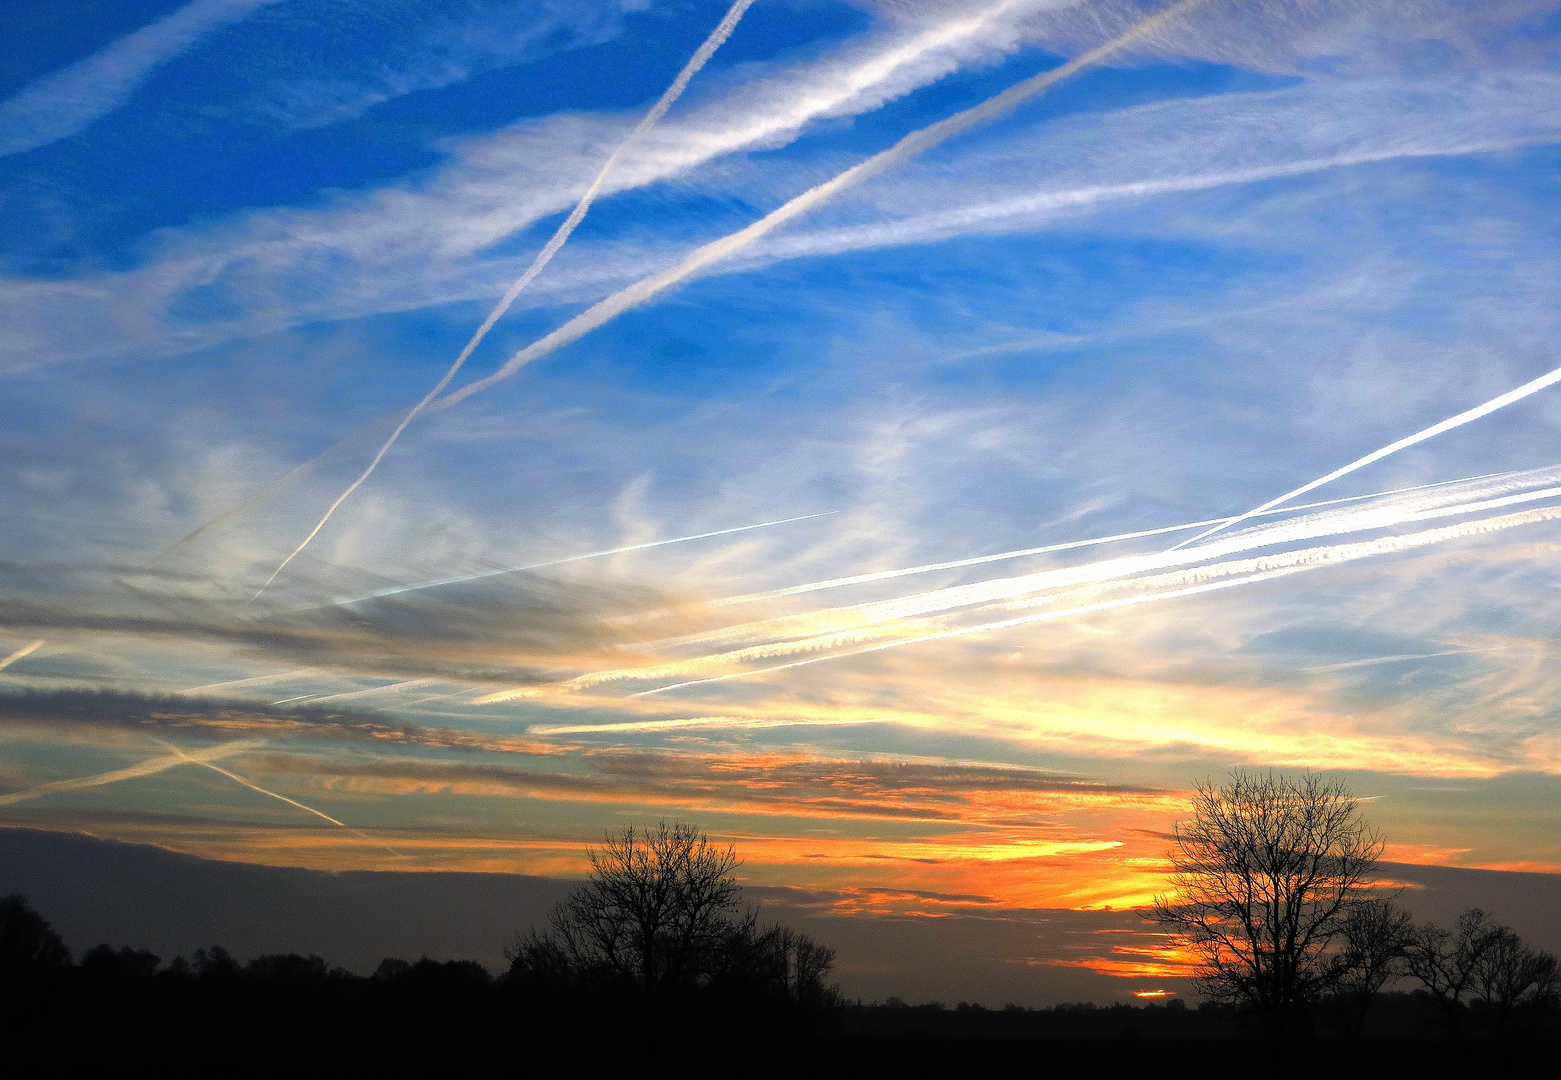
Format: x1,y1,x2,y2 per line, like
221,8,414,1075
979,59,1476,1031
3,809,1558,1073
843,988,1558,1041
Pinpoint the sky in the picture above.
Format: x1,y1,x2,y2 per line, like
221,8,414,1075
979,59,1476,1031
3,0,1561,1002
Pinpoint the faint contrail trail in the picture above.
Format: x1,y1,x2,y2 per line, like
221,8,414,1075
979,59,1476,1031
283,679,433,704
176,668,313,693
0,638,45,673
1169,361,1561,552
0,739,260,806
147,413,402,566
250,0,758,601
530,715,892,735
1301,648,1515,673
303,510,836,609
704,472,1506,609
158,741,404,857
632,503,1561,695
473,474,1561,700
429,0,1217,414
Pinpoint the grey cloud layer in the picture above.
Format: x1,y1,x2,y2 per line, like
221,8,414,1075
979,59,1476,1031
0,688,554,755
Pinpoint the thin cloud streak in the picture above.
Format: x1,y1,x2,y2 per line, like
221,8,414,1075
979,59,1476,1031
0,0,282,157
250,0,759,597
309,510,837,609
529,715,895,736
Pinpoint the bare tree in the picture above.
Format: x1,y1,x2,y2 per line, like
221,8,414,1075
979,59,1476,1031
717,924,840,1009
1152,771,1383,1040
1403,908,1503,1039
551,820,740,998
1471,925,1560,1038
1332,898,1413,1037
510,822,838,1018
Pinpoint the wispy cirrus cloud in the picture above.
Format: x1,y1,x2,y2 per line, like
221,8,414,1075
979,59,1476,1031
6,63,1557,379
0,0,282,157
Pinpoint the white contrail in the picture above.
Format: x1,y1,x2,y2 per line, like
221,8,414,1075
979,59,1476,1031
1169,361,1561,551
472,475,1561,699
283,679,434,705
306,510,836,609
431,0,1217,414
176,668,313,693
641,471,1561,666
472,476,1560,700
836,474,1561,626
704,472,1507,610
530,715,892,736
160,743,405,858
1302,649,1496,674
632,503,1561,695
0,739,260,806
250,0,759,600
148,1,1090,564
0,638,45,673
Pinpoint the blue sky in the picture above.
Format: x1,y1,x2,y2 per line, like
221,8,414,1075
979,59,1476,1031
3,0,1561,999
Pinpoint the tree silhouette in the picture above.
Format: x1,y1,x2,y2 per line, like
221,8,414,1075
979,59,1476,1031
82,944,161,980
1331,898,1413,1037
0,894,70,980
1403,908,1502,1039
509,820,836,1014
1152,771,1382,1040
1470,922,1559,1038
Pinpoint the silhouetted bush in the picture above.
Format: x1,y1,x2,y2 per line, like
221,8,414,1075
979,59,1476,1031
0,894,70,980
81,944,160,980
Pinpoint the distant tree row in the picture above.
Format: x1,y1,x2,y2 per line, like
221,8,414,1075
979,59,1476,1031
1154,770,1560,1042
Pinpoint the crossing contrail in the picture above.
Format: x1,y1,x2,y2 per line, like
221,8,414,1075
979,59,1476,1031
470,470,1561,701
631,502,1561,696
0,739,260,806
640,470,1561,664
703,472,1507,610
149,1,1087,566
428,0,1218,414
1169,361,1561,552
250,0,759,600
304,510,836,609
0,638,45,673
159,741,403,857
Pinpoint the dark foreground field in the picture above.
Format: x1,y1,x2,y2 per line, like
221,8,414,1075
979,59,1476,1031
4,968,1553,1078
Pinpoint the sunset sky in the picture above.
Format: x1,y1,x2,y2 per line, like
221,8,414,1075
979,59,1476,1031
3,0,1561,1001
